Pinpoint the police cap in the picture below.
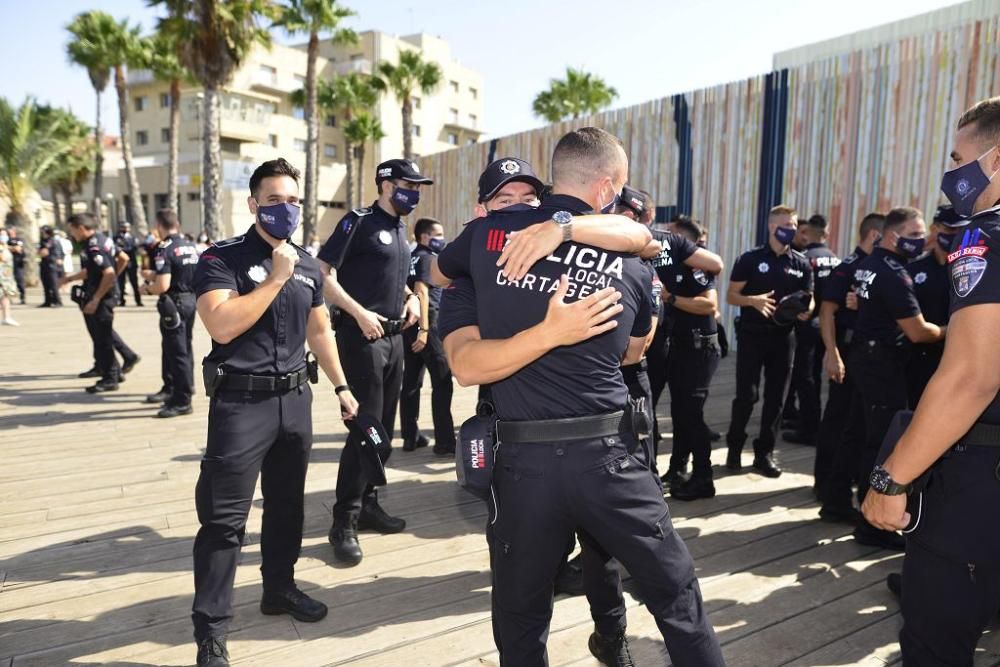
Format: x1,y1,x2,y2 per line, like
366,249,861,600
346,413,392,486
772,290,812,326
933,204,966,227
477,157,544,203
375,159,434,186
618,185,647,217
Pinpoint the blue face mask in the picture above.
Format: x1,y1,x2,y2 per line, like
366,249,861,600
256,201,301,240
428,237,447,253
392,186,420,215
941,147,999,218
774,226,797,246
896,235,926,259
936,232,956,253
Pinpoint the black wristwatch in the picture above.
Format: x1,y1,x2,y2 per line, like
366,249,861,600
869,464,911,496
335,385,350,395
667,294,677,306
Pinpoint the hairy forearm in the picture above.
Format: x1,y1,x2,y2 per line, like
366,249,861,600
447,326,555,386
416,282,430,329
727,289,754,308
819,302,839,352
308,316,349,387
570,215,651,253
685,248,724,275
673,294,716,316
199,279,284,344
91,270,116,302
322,272,365,320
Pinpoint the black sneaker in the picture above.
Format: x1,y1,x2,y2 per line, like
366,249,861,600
145,390,170,404
660,466,689,491
588,630,635,667
725,450,742,472
260,585,328,623
886,572,902,599
196,636,230,667
157,404,193,418
554,554,585,597
671,476,716,501
78,367,100,379
853,524,905,551
402,434,429,452
86,380,119,394
329,517,363,565
433,443,456,457
709,430,722,442
752,454,782,478
121,355,141,375
358,496,406,534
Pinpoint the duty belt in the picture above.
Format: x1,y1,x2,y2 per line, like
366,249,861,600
216,368,309,393
675,330,719,350
497,411,628,444
338,315,406,336
957,422,1000,448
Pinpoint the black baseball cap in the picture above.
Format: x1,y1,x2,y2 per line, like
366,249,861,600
617,185,646,217
375,159,434,186
478,157,544,203
346,414,392,486
933,204,966,227
772,290,812,326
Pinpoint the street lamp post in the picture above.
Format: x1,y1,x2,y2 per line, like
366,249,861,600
105,192,117,230
195,92,205,237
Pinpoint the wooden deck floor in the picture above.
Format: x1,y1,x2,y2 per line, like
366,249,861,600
1,289,998,667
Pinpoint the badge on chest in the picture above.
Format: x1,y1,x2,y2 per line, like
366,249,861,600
378,230,393,245
248,265,267,283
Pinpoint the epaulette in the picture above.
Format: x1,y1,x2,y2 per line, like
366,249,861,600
884,256,904,271
351,207,373,217
790,248,807,259
212,234,246,249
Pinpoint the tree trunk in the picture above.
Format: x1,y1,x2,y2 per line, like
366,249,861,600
357,143,366,200
302,31,319,244
401,96,413,160
202,83,222,241
344,137,354,210
93,89,104,227
167,78,180,217
115,65,148,231
61,185,74,222
51,187,63,229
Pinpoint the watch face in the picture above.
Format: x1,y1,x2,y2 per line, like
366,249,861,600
869,466,890,493
553,211,572,225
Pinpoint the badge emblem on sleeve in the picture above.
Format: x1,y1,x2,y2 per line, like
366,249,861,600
914,272,926,284
757,262,769,273
378,230,393,245
952,256,987,297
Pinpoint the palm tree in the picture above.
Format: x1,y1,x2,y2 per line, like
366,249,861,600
146,30,190,214
38,106,95,227
153,0,276,240
375,50,442,160
343,112,384,206
532,67,618,122
66,11,115,224
273,0,356,244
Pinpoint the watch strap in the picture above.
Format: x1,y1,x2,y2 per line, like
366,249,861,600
561,222,573,243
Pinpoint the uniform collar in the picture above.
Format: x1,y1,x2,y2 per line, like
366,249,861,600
246,224,275,252
805,242,827,250
765,243,792,258
873,245,905,260
971,201,1000,220
540,194,594,215
372,199,402,223
853,245,868,258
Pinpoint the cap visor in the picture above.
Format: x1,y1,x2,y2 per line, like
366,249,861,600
480,175,544,203
401,176,435,185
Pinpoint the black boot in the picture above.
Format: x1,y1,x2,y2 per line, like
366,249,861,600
121,355,141,375
145,389,170,404
752,453,782,478
86,379,119,394
358,493,406,534
78,367,100,378
402,433,429,452
196,636,229,667
725,448,742,472
671,475,716,501
260,585,328,622
659,465,689,491
329,516,363,565
588,630,635,667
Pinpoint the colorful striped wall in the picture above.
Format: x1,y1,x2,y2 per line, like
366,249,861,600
419,14,1000,320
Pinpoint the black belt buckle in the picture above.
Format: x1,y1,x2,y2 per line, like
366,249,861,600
383,319,405,336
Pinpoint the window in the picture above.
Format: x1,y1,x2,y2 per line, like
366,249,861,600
413,97,421,110
187,192,200,202
292,106,304,121
324,144,337,159
155,193,169,211
447,133,458,146
259,64,276,75
470,86,479,100
413,125,421,137
136,130,149,146
161,127,171,143
159,92,171,108
449,108,459,124
469,113,478,128
268,134,278,148
134,96,148,112
325,115,337,128
467,138,476,146
350,53,363,61
294,74,306,85
450,80,459,93
294,138,307,152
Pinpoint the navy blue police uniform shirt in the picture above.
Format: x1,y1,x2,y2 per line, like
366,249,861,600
155,233,199,294
906,253,950,326
804,242,840,319
193,225,324,375
7,237,25,269
317,204,409,320
947,207,1000,422
40,237,64,265
408,244,442,311
115,231,138,258
438,194,653,421
853,247,921,342
730,244,813,328
666,264,718,337
822,246,868,332
81,232,119,299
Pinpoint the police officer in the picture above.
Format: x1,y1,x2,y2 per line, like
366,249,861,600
399,216,456,455
6,227,26,304
318,158,428,565
37,225,64,307
903,205,956,406
783,214,840,446
814,213,884,520
726,206,813,477
142,208,198,418
61,213,121,392
850,206,945,551
863,96,1000,666
190,158,358,667
664,217,724,500
438,127,724,667
115,221,143,306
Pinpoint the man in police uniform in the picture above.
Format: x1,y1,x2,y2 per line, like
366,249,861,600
438,128,724,667
850,206,945,550
37,225,64,307
318,159,427,565
142,209,199,418
190,158,358,667
61,213,120,392
814,213,884,519
726,205,814,477
863,96,1000,666
399,216,456,455
6,227,25,304
115,221,143,307
904,205,956,406
783,214,840,446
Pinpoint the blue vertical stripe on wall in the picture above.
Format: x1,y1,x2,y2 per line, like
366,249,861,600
756,70,790,244
673,94,694,216
487,139,498,167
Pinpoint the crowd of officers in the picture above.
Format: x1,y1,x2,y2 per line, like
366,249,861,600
45,94,1000,667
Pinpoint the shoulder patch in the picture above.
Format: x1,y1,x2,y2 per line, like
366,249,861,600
351,207,373,217
212,235,246,249
158,239,173,249
883,256,904,271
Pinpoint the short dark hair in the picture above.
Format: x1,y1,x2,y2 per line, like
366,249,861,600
884,206,923,231
805,214,827,231
957,96,1000,149
249,158,300,198
859,212,886,238
673,216,705,242
552,127,625,187
414,217,441,239
156,208,179,230
67,212,98,230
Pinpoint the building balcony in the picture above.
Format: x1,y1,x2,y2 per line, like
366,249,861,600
250,70,300,94
126,69,155,86
332,59,372,76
